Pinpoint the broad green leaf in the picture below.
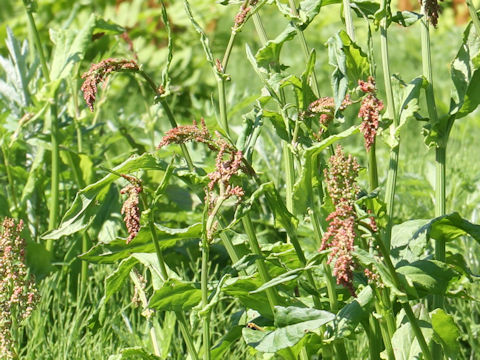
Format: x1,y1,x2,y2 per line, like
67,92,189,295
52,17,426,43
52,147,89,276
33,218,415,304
431,308,460,358
223,276,275,318
390,219,431,265
243,306,334,353
108,347,160,360
293,126,359,215
94,18,126,34
104,256,138,303
49,14,96,80
149,279,201,312
396,260,458,299
262,110,289,142
212,325,244,359
79,223,202,263
249,267,307,294
327,31,369,111
383,76,425,148
334,285,374,338
255,24,297,70
450,22,480,120
275,0,322,30
415,212,480,243
236,106,264,163
392,304,433,360
42,153,167,240
391,11,422,27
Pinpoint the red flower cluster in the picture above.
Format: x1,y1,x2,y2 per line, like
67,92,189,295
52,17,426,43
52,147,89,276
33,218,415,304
158,120,246,211
234,4,252,29
81,58,139,111
320,145,360,296
120,175,142,244
307,96,351,139
0,218,38,359
358,77,383,151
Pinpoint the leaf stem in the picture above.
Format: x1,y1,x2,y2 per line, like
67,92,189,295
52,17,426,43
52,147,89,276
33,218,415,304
380,5,399,252
287,0,320,97
147,207,200,360
466,0,480,35
201,233,211,360
343,0,355,41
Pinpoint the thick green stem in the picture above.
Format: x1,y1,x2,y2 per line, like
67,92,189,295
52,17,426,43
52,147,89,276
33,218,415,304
367,141,379,191
343,0,355,41
242,216,279,311
201,236,211,360
23,2,60,251
149,210,199,360
287,0,320,97
380,9,398,252
1,145,18,213
466,0,480,35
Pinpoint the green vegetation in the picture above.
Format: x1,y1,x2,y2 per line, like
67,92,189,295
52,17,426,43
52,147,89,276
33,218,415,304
1,0,480,359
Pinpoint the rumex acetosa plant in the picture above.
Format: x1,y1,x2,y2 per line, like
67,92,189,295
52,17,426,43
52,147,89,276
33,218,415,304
36,0,480,359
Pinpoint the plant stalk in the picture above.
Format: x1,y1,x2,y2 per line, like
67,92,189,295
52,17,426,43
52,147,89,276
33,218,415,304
287,0,320,97
380,7,399,252
148,210,199,360
343,0,355,41
466,0,480,35
201,234,211,360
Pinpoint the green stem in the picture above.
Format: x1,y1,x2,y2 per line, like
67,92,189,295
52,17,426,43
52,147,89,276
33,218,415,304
201,234,211,360
287,0,320,97
1,144,18,213
466,0,480,35
420,10,446,316
374,233,433,360
380,5,398,252
343,0,355,41
362,319,381,360
242,216,279,311
148,209,199,360
216,79,230,136
23,2,60,251
367,141,379,191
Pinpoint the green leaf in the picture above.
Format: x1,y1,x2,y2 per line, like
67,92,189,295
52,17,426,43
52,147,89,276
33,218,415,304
396,260,458,299
149,279,201,312
382,76,425,148
390,219,431,265
79,223,202,263
391,11,422,27
223,276,275,319
293,126,359,215
262,110,289,142
49,14,96,80
450,22,480,120
275,0,322,30
255,24,297,71
211,325,243,359
109,347,160,360
243,306,334,353
42,153,167,240
416,212,480,243
249,267,307,294
334,285,374,338
431,308,460,359
104,256,138,303
392,304,433,360
236,106,264,163
327,31,369,111
94,18,126,34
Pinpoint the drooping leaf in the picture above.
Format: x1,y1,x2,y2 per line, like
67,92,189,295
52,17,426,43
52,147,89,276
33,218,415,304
450,22,480,120
293,126,359,215
79,223,202,263
327,31,369,111
42,153,167,240
431,308,460,359
334,285,374,338
396,260,459,299
243,306,334,353
212,325,244,359
392,304,433,360
382,76,425,148
149,279,201,312
275,0,322,30
255,24,297,71
415,212,480,243
236,106,264,163
49,14,96,80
